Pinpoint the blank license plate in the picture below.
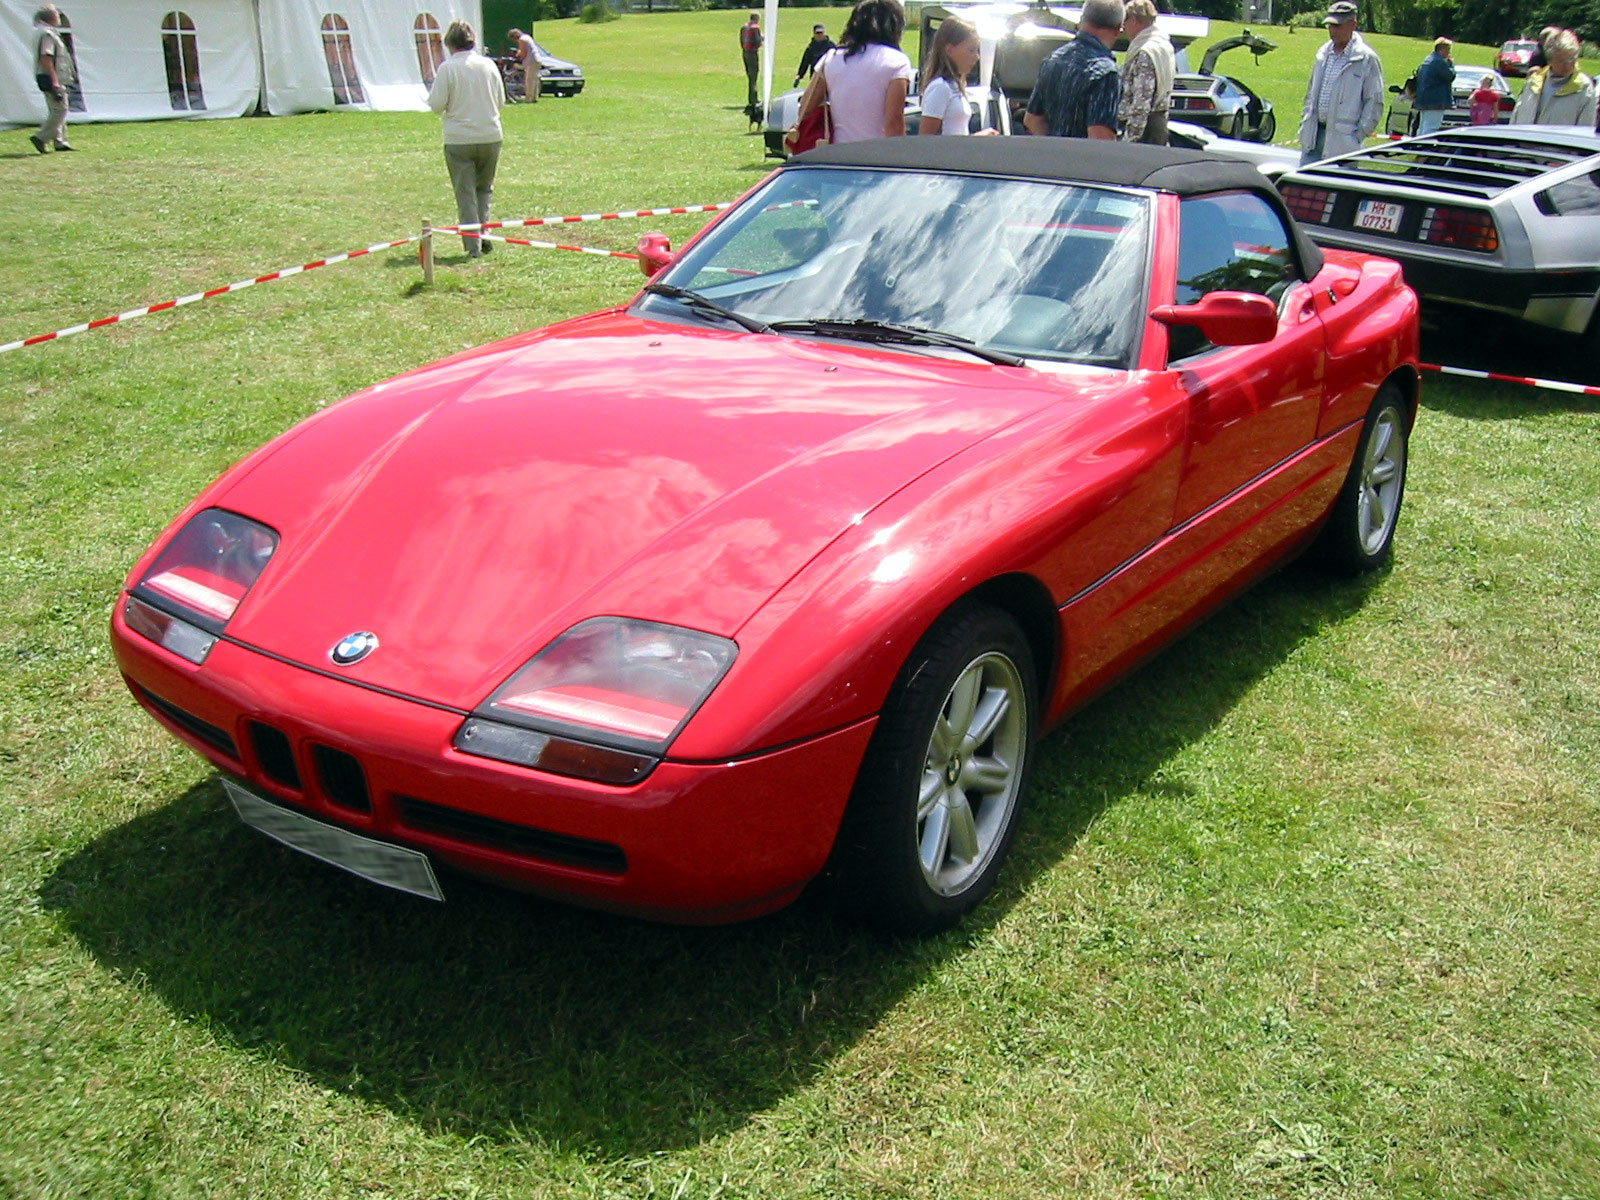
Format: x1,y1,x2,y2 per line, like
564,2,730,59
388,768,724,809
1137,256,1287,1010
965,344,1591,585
1355,198,1405,234
224,779,444,901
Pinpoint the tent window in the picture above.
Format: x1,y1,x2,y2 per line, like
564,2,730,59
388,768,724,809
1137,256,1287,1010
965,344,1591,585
161,12,205,111
57,11,86,112
321,14,366,105
414,14,445,86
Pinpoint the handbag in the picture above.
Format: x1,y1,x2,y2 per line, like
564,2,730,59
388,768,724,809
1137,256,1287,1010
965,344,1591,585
786,101,831,155
785,60,832,156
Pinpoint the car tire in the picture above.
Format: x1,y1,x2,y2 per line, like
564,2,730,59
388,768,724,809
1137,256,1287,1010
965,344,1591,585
1229,112,1245,140
1307,386,1409,574
828,603,1038,935
1257,110,1276,143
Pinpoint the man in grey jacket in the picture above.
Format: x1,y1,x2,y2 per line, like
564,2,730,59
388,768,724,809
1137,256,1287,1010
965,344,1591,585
1297,0,1384,165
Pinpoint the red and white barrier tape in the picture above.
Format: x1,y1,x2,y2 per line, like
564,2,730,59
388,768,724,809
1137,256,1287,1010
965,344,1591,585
1,236,419,355
481,233,637,260
444,202,732,234
1420,362,1600,398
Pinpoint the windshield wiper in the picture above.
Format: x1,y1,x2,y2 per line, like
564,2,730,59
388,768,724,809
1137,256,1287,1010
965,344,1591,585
642,283,773,335
767,318,1026,367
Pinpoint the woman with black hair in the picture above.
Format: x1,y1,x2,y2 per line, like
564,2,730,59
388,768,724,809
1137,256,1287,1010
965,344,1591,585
793,0,913,144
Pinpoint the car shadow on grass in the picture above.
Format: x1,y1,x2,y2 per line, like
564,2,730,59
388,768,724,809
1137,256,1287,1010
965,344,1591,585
40,564,1381,1159
1421,313,1600,402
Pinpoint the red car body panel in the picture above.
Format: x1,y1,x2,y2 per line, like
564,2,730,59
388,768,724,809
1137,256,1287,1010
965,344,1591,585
111,163,1420,923
206,315,1073,713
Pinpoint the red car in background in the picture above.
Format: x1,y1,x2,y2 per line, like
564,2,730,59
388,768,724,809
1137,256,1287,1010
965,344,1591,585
1496,38,1541,77
111,139,1420,934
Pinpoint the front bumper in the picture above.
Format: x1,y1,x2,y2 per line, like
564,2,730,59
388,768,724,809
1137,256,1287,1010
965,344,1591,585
111,600,874,923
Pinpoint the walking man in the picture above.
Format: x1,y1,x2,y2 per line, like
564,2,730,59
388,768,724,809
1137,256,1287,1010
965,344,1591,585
1297,0,1384,165
795,23,834,87
1117,0,1175,144
428,21,505,258
1024,0,1126,139
29,4,76,153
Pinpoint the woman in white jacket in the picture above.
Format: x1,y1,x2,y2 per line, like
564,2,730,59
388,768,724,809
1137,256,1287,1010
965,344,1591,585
1510,30,1597,127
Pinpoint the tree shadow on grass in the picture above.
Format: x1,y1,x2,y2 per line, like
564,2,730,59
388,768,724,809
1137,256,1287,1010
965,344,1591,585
41,564,1382,1159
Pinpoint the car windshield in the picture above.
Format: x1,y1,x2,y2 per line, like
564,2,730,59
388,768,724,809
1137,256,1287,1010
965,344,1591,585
638,166,1151,368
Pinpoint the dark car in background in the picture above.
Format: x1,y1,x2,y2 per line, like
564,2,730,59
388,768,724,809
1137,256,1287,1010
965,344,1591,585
1168,72,1276,143
535,43,584,97
1495,39,1540,77
1278,126,1600,350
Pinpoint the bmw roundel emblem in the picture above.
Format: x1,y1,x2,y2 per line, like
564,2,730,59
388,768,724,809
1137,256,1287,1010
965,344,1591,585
330,631,379,665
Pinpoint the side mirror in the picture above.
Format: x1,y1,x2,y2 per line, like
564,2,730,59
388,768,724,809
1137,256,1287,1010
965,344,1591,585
636,231,674,278
1150,291,1279,346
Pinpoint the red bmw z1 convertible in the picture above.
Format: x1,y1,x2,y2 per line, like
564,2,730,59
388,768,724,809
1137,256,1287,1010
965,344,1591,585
111,138,1419,933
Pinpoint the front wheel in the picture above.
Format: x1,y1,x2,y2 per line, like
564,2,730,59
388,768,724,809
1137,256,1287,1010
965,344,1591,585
1308,386,1410,574
1256,109,1277,143
828,604,1038,934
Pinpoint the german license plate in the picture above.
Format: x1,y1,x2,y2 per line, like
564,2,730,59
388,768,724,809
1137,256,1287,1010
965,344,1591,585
224,779,444,901
1355,198,1405,234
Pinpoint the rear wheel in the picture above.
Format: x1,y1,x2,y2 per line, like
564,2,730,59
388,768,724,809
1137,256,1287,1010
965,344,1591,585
829,604,1037,934
1229,111,1245,140
1308,386,1409,574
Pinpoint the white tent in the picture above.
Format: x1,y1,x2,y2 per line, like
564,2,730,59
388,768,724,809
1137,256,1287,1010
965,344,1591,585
1,0,482,127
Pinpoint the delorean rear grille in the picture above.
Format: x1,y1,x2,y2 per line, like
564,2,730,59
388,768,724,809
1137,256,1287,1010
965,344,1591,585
134,685,238,758
1295,131,1595,200
395,797,628,874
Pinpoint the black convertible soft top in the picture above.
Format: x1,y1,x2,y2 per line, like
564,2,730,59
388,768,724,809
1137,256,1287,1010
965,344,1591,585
794,136,1325,278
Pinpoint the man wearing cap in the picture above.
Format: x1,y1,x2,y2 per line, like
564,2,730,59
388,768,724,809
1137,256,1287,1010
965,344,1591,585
1298,0,1385,165
1412,37,1455,135
794,23,835,87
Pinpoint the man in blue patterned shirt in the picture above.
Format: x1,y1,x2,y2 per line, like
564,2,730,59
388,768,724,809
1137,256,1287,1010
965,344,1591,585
1024,0,1126,138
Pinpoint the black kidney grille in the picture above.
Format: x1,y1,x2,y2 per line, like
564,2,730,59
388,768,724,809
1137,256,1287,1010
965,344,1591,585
395,797,627,874
312,745,371,813
248,722,301,791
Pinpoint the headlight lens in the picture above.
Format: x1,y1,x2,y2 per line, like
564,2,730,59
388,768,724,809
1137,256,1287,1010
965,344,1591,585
128,509,278,663
455,617,738,783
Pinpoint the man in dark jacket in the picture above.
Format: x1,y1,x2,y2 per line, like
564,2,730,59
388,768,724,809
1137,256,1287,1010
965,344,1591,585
1413,37,1456,135
1023,0,1125,138
794,24,834,86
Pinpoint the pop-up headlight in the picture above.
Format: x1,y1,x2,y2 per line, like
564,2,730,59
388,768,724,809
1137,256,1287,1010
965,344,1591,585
126,509,278,664
455,617,737,785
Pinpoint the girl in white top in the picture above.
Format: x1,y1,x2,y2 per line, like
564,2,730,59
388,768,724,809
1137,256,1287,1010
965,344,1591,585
794,0,914,144
918,16,980,135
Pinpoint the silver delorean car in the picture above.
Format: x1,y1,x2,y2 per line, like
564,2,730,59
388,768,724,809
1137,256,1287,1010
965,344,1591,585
1277,125,1600,347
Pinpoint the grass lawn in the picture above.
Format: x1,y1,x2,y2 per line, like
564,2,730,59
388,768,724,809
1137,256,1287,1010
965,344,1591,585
2,11,1598,1199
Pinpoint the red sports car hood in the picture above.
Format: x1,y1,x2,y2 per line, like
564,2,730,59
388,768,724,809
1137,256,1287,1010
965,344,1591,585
214,313,1079,707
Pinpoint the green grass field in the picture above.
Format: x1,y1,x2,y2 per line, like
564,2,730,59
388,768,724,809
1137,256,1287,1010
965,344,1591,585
2,12,1598,1198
